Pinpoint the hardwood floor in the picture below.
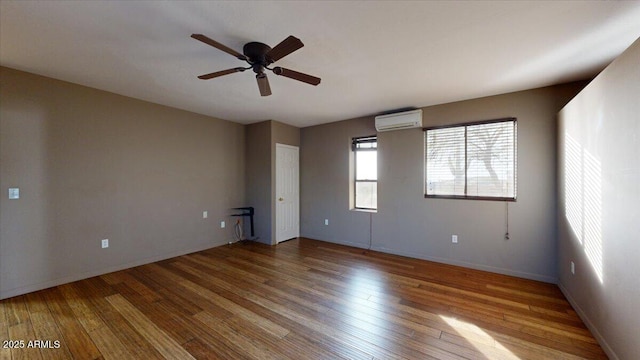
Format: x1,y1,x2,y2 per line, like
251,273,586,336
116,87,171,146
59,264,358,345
1,238,606,359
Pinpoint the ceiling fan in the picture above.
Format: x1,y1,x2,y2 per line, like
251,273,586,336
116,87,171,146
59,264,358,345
191,34,321,96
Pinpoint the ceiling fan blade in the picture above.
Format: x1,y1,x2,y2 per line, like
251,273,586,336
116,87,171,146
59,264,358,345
191,34,247,61
273,67,321,86
197,67,246,80
266,35,304,63
256,74,272,96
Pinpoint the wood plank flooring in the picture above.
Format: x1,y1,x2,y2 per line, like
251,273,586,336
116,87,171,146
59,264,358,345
0,238,607,359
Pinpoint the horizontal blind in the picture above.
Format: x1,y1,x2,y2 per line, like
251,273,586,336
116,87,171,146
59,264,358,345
425,127,465,196
466,121,516,198
425,119,516,200
352,136,377,150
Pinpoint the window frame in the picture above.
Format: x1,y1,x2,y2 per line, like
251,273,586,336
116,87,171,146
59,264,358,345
352,135,378,210
424,117,517,201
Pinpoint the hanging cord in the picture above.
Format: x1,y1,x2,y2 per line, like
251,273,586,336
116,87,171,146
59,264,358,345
505,202,510,240
368,212,373,250
233,219,244,243
362,212,373,254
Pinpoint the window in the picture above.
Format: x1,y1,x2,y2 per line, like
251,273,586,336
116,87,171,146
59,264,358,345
425,118,517,200
352,135,377,210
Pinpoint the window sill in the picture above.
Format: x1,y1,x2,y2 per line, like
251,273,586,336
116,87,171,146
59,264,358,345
425,194,516,202
351,208,377,213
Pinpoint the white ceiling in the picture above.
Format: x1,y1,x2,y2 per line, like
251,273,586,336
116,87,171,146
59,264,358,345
2,1,639,127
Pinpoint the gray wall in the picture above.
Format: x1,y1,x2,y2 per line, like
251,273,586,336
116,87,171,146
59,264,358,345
558,38,640,360
245,121,272,244
0,67,245,299
301,83,585,282
245,120,300,244
301,117,376,247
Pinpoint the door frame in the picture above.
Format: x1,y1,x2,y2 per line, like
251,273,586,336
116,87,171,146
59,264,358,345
275,143,300,243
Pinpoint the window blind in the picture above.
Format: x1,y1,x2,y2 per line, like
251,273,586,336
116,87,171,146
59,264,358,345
425,118,517,200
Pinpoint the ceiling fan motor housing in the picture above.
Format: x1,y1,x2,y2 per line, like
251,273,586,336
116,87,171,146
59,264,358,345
243,42,273,74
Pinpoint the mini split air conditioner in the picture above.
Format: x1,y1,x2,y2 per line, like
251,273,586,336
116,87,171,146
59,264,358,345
374,109,423,132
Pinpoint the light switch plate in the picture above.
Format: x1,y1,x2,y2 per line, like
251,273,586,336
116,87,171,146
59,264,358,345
101,239,109,248
203,211,208,219
220,221,225,228
8,188,19,200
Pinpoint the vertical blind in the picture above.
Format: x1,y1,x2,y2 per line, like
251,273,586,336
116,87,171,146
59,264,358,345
425,118,517,200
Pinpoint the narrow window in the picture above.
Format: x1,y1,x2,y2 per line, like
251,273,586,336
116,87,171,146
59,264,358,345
352,136,377,210
425,118,517,201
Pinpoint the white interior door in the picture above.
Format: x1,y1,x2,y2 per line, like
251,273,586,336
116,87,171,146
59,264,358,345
276,144,299,243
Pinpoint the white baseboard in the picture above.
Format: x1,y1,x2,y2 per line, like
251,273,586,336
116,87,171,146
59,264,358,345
558,283,619,360
370,245,558,283
0,240,227,300
309,237,369,250
300,236,557,283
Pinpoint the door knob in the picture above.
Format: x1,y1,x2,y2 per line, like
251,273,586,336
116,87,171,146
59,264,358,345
279,197,284,201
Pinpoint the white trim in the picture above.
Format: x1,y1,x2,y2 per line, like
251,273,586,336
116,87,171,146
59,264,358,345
558,283,619,360
275,143,299,151
0,240,228,300
372,245,557,283
305,236,369,250
300,236,557,283
275,143,300,243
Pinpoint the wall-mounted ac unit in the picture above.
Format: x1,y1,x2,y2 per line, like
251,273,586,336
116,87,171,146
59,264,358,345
375,109,423,132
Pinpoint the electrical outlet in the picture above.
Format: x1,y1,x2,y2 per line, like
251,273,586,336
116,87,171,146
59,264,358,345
452,235,458,244
203,211,208,219
101,239,109,249
8,188,20,200
220,221,225,228
324,219,329,225
571,261,575,275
